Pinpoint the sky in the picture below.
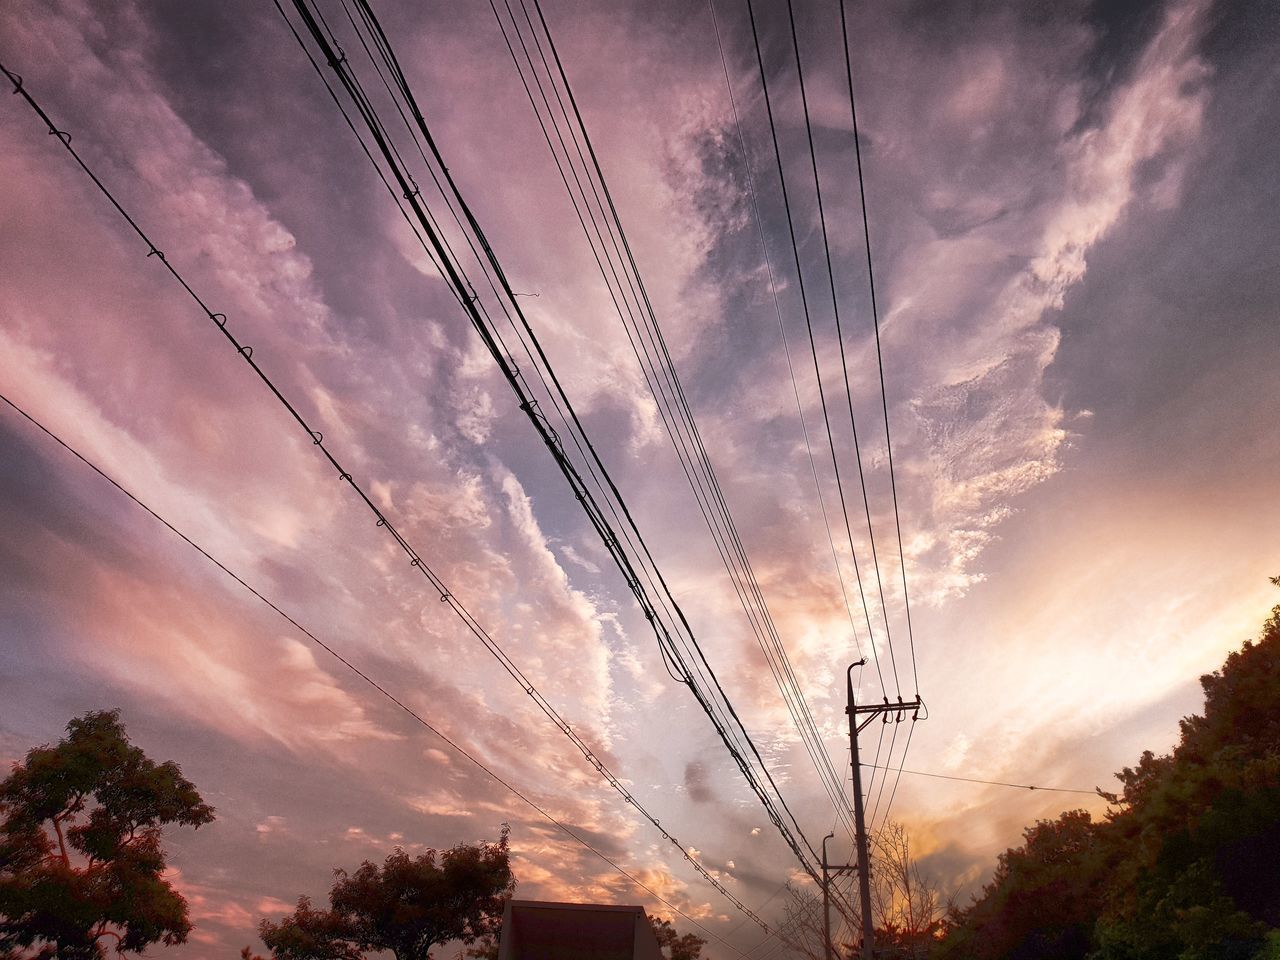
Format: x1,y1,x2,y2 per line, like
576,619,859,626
1,0,1277,955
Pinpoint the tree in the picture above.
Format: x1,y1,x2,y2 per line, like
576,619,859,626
0,709,215,959
773,882,837,960
933,809,1107,960
649,915,707,960
934,584,1280,959
871,820,946,958
255,829,515,960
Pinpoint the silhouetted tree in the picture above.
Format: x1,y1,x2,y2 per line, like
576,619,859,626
1089,590,1280,959
0,710,215,959
461,935,498,960
650,915,707,959
253,829,514,960
933,809,1107,960
934,584,1280,959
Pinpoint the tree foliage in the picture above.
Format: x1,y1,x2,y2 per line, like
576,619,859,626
935,590,1280,959
0,709,215,959
254,829,515,960
649,915,707,960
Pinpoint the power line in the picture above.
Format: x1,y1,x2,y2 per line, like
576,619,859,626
498,0,814,806
836,0,919,700
782,0,899,695
0,58,774,935
708,0,870,832
708,0,866,653
284,0,824,882
834,0,923,828
0,391,749,957
873,717,913,833
743,0,887,700
492,0,858,846
862,762,1100,797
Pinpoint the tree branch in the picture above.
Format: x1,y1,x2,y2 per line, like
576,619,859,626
50,814,71,869
93,925,123,959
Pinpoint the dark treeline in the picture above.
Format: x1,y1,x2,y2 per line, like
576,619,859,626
933,586,1280,960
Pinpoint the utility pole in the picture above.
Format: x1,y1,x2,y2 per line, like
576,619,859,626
847,660,922,960
822,832,858,960
822,833,833,960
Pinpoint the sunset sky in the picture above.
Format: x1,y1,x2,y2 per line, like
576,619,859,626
1,0,1277,954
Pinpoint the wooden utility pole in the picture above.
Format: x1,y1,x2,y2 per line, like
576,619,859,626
846,660,922,959
822,832,858,960
822,833,833,960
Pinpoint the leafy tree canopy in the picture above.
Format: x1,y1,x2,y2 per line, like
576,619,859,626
936,587,1280,960
650,915,708,960
254,828,515,960
0,709,214,959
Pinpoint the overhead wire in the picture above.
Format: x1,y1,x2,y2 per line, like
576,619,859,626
708,0,872,843
781,0,899,697
0,58,774,934
837,0,919,700
873,718,913,833
867,714,901,830
485,0,782,817
0,391,748,957
834,0,923,821
861,763,1100,797
492,0,858,844
509,0,843,831
743,0,887,700
282,0,823,883
706,0,864,664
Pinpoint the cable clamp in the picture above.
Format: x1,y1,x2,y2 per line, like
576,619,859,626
210,312,228,328
439,592,452,603
338,472,352,482
375,518,386,527
9,73,22,94
402,177,419,201
410,558,420,567
48,127,71,144
311,429,324,445
238,344,253,359
327,45,348,68
147,246,166,261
